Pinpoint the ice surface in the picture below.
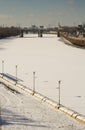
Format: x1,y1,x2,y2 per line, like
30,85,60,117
0,34,85,116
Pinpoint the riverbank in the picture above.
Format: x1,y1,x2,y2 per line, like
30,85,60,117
61,33,85,47
0,75,85,129
0,27,20,39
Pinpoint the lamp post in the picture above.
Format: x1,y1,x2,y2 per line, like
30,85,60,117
33,71,35,94
2,60,4,74
2,60,4,78
15,65,18,84
58,80,61,107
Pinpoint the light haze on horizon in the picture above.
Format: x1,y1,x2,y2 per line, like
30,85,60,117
0,0,85,27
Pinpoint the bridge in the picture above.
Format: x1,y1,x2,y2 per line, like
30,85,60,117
20,26,59,37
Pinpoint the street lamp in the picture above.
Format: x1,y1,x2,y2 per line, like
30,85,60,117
2,60,4,74
15,65,18,84
2,60,4,78
33,71,35,94
58,80,61,107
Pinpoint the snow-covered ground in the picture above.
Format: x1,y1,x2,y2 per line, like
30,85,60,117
0,34,85,116
0,83,85,130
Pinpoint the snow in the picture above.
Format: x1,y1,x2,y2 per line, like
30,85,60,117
0,83,85,130
0,34,85,116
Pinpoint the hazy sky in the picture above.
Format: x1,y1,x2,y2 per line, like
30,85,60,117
0,0,85,27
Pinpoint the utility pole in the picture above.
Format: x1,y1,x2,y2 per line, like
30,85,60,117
33,71,35,94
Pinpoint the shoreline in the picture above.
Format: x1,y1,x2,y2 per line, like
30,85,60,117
61,33,85,48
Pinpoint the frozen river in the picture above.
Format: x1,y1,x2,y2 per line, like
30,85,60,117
0,34,85,116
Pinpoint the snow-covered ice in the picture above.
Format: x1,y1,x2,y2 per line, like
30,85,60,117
0,34,85,116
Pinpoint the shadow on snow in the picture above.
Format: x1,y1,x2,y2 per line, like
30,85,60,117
0,108,49,128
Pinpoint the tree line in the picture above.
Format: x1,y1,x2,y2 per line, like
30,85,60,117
0,26,20,39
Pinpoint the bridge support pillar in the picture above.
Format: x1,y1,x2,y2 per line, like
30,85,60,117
38,30,43,37
57,31,60,37
20,30,23,37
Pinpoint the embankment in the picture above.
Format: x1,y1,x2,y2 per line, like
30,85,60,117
61,33,85,47
0,74,85,125
0,27,20,39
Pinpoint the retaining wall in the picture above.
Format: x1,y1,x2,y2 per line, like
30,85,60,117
61,33,85,47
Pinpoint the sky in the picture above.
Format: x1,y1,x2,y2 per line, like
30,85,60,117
0,0,85,27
